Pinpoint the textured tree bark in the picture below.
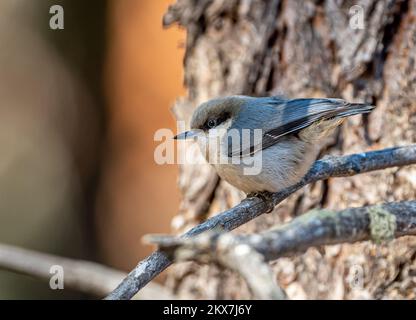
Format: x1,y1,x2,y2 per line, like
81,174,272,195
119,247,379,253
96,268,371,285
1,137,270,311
164,0,416,299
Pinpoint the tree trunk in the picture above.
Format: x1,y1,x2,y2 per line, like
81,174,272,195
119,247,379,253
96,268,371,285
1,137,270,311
164,0,416,299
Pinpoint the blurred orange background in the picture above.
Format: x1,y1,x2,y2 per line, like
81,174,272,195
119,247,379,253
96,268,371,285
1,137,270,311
97,0,184,270
0,0,184,298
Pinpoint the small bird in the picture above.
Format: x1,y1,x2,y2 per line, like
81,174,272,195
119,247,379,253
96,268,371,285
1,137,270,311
175,96,374,197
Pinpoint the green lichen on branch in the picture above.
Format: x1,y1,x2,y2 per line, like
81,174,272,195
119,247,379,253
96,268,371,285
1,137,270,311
269,208,336,232
368,206,397,244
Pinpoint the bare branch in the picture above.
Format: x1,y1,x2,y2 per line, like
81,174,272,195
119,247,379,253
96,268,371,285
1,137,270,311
146,233,287,300
105,145,416,300
151,201,416,263
0,243,174,299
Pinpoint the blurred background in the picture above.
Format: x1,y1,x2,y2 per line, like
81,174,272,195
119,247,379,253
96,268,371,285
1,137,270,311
0,0,183,298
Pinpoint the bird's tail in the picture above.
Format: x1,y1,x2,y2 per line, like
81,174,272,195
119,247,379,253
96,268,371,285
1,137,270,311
331,102,375,119
299,102,375,143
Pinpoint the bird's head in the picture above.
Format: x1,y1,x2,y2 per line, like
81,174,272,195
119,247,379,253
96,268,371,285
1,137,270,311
174,96,250,161
174,96,246,141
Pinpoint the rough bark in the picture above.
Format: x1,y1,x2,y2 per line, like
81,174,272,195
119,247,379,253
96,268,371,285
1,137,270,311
164,0,416,299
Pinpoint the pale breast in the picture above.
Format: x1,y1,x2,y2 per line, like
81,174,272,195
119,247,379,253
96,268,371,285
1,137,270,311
212,136,319,193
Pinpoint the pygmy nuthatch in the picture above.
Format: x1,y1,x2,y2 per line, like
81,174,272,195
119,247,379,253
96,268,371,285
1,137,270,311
175,96,374,196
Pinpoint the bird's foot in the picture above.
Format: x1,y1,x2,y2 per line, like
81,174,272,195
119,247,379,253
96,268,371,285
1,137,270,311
246,191,276,213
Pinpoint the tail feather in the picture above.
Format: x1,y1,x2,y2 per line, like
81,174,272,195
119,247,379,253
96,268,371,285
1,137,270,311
299,103,375,143
333,103,375,119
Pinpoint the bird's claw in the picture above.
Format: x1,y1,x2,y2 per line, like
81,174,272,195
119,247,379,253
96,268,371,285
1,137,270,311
246,191,275,213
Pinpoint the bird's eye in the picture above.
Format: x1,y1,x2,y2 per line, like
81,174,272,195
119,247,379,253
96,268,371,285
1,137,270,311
207,119,217,128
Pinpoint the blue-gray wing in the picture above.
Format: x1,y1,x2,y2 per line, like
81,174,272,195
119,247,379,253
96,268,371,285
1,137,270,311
228,97,374,157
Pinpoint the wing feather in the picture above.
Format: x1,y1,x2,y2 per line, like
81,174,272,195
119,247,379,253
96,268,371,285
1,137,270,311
228,97,374,157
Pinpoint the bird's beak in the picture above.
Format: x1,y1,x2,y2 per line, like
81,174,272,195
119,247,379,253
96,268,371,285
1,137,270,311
173,130,202,140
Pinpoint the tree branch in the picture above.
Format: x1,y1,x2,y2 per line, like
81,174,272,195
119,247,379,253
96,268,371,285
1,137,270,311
150,201,416,263
145,233,287,300
0,243,174,299
105,145,416,300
